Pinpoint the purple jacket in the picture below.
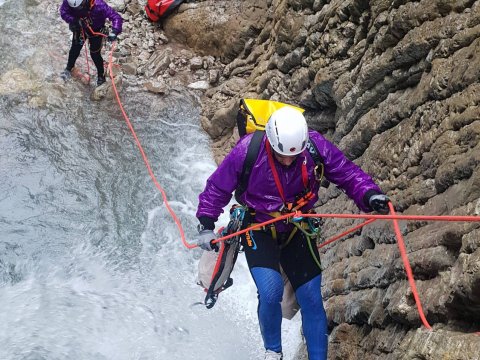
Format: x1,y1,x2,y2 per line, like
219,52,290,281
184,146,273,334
197,130,382,231
60,0,123,33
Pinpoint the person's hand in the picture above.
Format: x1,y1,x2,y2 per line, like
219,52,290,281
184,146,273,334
69,20,81,32
195,229,217,251
107,31,118,42
368,194,390,214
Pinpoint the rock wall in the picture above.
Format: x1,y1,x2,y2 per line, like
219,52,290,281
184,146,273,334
187,0,480,358
164,0,270,63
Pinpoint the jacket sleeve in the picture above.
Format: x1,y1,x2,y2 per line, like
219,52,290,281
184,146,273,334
104,3,123,34
310,131,382,212
60,0,75,24
196,137,249,228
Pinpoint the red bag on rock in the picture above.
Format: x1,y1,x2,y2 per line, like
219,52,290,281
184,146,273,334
145,0,185,22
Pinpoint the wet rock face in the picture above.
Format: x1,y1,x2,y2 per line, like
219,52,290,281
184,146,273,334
181,0,480,358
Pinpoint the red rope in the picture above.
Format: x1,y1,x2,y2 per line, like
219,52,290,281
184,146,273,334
388,202,432,330
211,212,480,244
300,213,480,222
105,43,193,249
211,213,294,245
83,21,106,37
78,29,91,84
318,218,377,249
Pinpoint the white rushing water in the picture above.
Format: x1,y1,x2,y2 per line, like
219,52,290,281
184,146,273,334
0,1,302,359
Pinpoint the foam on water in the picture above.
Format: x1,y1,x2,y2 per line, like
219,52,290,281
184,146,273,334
0,1,302,359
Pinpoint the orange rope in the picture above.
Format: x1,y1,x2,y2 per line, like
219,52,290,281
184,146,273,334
300,213,480,222
214,213,479,244
211,213,294,245
105,43,193,249
82,20,107,37
318,218,377,249
79,29,91,84
388,202,432,330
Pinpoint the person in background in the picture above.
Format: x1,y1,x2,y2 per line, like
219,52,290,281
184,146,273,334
194,107,389,360
59,0,123,86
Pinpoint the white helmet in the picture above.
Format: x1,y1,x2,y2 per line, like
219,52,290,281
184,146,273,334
67,0,85,8
265,107,309,156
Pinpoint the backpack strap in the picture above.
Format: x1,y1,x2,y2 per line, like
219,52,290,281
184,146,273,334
235,130,264,203
305,140,330,189
236,99,249,137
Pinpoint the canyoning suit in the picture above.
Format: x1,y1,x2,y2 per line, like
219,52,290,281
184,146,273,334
196,130,382,360
59,0,123,80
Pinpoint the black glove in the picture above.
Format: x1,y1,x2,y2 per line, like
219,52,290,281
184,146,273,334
107,31,118,42
69,20,81,32
368,193,390,214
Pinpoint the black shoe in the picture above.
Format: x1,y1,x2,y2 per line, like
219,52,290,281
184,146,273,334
97,75,106,86
60,69,72,81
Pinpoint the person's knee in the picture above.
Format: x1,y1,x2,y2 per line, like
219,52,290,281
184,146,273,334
261,283,283,305
70,41,83,52
90,53,103,63
296,275,325,313
89,37,103,53
251,267,283,304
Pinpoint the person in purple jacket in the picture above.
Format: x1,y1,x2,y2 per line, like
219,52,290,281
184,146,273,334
59,0,123,86
194,107,389,360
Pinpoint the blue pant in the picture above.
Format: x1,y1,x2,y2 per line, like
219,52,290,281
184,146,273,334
251,268,328,359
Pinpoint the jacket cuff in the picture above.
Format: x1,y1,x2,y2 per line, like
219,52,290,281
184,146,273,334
363,189,382,211
198,216,215,230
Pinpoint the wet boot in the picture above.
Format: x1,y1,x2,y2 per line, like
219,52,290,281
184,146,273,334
60,68,72,81
97,75,106,86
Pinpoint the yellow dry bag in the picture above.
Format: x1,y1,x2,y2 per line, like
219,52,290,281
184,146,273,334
236,99,305,136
